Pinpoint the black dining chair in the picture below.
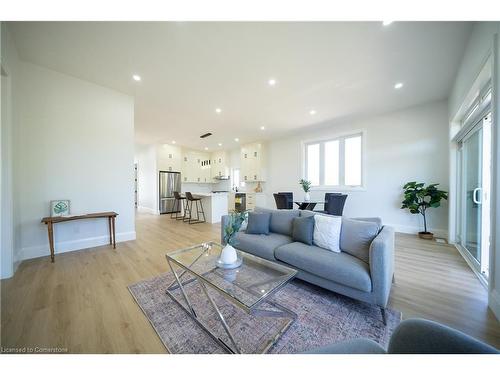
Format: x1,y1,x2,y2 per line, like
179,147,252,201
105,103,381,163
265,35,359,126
273,193,290,210
322,193,348,216
278,192,294,209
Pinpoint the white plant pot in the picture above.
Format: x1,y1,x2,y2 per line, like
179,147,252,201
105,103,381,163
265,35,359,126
220,244,238,264
304,192,311,202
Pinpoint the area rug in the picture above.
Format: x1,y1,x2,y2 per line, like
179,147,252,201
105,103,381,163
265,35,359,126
128,272,401,354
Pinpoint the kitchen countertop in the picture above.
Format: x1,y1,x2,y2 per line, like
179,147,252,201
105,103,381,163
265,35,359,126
191,192,229,197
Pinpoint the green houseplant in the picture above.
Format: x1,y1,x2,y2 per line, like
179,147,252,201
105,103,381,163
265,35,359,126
401,182,448,240
299,179,312,201
221,211,247,265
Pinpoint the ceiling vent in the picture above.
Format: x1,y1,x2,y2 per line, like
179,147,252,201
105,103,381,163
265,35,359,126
200,132,213,139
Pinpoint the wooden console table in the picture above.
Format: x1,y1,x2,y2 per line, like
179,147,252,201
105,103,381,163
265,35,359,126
41,211,118,263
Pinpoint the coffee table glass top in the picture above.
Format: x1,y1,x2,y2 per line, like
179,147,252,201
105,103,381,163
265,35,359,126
166,242,297,310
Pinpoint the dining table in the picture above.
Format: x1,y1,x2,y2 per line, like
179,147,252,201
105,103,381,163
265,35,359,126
294,200,325,210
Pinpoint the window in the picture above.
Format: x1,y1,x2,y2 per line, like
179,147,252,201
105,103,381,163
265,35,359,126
304,133,363,188
231,168,245,189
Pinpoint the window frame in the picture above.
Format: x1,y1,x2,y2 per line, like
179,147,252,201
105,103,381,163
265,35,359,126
302,130,366,191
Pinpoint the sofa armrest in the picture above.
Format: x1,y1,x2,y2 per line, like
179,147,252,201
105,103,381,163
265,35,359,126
388,318,499,354
369,225,395,308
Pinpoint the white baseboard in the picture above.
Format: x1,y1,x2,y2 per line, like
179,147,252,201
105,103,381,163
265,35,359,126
387,223,448,239
17,231,136,262
489,289,500,322
137,206,158,215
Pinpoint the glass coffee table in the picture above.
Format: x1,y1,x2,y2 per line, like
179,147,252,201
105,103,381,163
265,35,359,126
165,242,298,353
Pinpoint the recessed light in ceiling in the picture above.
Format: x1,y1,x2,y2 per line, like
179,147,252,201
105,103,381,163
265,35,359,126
171,140,176,144
234,138,239,142
394,82,404,89
382,21,394,26
218,143,222,146
260,126,266,130
204,147,208,151
268,78,277,86
309,109,317,115
132,74,141,81
215,108,222,114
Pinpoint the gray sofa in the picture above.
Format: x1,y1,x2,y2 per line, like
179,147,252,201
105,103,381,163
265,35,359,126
305,318,499,354
221,208,395,323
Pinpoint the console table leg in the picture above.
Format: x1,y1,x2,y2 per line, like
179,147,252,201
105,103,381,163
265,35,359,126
108,217,112,245
47,222,55,263
112,217,116,249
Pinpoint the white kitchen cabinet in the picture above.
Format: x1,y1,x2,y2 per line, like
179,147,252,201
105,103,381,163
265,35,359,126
157,144,182,172
240,142,267,182
210,150,229,179
245,193,266,211
182,149,211,183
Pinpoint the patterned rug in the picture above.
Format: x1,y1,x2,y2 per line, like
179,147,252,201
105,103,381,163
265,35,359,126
128,272,401,354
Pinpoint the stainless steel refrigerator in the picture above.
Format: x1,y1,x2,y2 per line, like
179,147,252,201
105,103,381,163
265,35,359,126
159,171,181,214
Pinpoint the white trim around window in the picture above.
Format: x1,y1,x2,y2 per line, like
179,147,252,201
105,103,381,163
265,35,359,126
301,130,366,191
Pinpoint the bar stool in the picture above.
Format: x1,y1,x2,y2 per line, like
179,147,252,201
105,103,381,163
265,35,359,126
184,192,206,224
171,191,186,220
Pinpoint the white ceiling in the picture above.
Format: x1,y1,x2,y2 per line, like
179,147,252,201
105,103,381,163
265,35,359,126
9,22,471,151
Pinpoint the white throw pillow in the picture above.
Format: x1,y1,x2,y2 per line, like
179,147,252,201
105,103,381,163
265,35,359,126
313,214,342,253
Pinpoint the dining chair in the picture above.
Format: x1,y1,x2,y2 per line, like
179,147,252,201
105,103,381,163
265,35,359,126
278,192,294,209
323,193,348,216
273,193,290,210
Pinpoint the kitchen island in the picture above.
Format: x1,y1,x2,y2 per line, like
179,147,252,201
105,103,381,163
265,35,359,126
191,192,228,223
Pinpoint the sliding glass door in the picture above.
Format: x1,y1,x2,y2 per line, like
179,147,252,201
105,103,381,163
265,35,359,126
457,114,492,280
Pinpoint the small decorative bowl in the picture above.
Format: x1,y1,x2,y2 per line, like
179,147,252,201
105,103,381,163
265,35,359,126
215,255,243,269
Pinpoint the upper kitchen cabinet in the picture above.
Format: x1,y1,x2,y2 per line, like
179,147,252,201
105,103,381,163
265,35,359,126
210,150,229,180
157,144,182,172
240,142,267,182
182,149,211,183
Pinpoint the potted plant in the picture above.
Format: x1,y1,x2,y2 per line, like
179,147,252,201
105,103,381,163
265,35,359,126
299,179,312,201
221,211,247,265
401,182,448,240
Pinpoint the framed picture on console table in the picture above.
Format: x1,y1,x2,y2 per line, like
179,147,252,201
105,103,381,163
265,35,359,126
50,200,70,217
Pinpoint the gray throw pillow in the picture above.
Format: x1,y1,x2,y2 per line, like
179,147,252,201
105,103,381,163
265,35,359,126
292,216,314,245
340,218,380,263
246,212,271,235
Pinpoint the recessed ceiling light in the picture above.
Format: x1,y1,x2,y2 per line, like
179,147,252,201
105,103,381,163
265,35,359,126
132,74,141,81
309,109,317,115
260,126,266,130
394,82,404,89
382,21,394,26
234,138,239,142
204,147,208,151
268,78,277,86
171,140,176,144
218,143,222,146
215,108,222,114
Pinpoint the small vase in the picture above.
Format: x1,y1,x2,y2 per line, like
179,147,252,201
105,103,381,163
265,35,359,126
220,244,238,264
304,192,311,202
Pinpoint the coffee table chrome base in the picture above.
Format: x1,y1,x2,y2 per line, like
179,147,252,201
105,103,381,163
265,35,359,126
166,258,297,354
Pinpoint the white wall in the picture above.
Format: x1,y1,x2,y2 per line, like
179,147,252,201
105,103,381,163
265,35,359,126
14,61,136,262
264,100,450,237
449,22,500,321
0,23,19,278
135,144,158,214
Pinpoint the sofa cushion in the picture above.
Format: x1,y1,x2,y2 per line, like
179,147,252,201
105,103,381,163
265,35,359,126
292,216,314,245
246,212,271,235
234,232,293,261
256,207,300,236
275,242,372,292
313,214,342,253
340,218,379,263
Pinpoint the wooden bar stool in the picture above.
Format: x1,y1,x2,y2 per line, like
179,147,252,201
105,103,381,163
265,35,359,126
184,192,206,224
171,191,186,220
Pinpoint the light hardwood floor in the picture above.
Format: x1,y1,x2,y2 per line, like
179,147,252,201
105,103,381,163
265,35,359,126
1,212,499,353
